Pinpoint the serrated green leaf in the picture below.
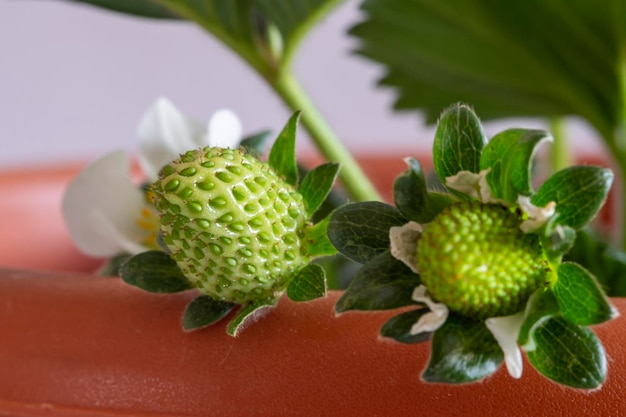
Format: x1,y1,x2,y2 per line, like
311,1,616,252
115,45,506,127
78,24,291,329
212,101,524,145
120,250,193,293
394,157,455,223
240,130,272,157
64,0,182,19
380,309,431,344
335,251,420,312
432,103,487,181
422,315,503,384
226,298,278,337
526,316,606,389
268,111,300,186
287,264,327,302
182,295,235,331
479,128,552,203
532,166,613,230
328,202,407,263
298,162,341,218
518,289,559,349
565,228,626,296
554,262,615,326
305,216,337,258
350,0,621,140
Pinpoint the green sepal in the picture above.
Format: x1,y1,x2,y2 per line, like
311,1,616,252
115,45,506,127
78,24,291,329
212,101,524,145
394,157,455,223
268,111,300,186
518,289,559,349
240,130,272,157
433,103,487,181
120,250,193,293
565,229,626,296
525,316,606,389
540,225,577,262
305,216,337,258
479,128,552,203
335,251,420,313
532,166,613,230
553,262,615,326
422,315,503,384
226,298,278,337
328,202,407,263
380,309,431,344
287,263,327,302
298,162,341,218
182,295,235,331
98,253,132,276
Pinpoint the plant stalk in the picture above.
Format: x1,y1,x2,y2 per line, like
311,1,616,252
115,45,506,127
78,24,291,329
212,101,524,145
547,118,572,172
270,71,382,202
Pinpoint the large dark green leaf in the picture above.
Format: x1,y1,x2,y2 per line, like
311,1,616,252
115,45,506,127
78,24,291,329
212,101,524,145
422,315,503,383
532,166,613,230
526,316,607,389
351,0,622,139
432,103,487,180
335,251,420,312
328,202,407,263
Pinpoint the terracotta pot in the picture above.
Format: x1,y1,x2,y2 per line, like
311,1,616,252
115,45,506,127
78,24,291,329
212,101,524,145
1,161,625,416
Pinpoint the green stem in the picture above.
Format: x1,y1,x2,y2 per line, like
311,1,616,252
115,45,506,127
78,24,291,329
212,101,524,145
548,118,572,172
269,71,382,202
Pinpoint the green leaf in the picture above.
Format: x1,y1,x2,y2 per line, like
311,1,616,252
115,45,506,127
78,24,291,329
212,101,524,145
64,0,182,19
119,250,193,293
98,253,132,276
532,166,613,230
540,225,577,262
394,157,455,223
305,216,338,258
268,111,300,186
526,316,606,389
553,262,615,326
422,315,503,384
565,228,626,296
479,128,552,203
432,103,487,180
287,264,327,302
240,130,272,157
380,309,432,344
182,295,235,331
335,251,420,312
226,298,278,337
350,0,621,139
298,162,341,218
518,289,559,349
328,202,407,263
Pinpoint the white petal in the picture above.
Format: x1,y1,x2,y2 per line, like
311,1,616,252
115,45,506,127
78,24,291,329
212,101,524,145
62,150,150,257
206,108,242,149
410,285,449,335
446,170,482,200
137,97,205,180
485,313,525,379
389,221,423,273
518,195,556,233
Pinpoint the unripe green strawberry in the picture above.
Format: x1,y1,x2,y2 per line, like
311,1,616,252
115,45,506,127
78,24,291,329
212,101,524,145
152,147,311,303
417,201,548,319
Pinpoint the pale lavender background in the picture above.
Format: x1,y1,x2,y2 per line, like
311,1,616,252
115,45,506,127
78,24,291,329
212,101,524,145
0,1,602,170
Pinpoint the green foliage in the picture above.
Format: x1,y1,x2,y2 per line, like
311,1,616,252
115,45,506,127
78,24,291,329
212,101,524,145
525,316,606,389
432,103,486,179
328,202,407,263
65,0,181,18
183,296,235,331
380,309,431,344
305,217,338,258
240,130,272,157
287,264,327,302
227,298,278,337
532,166,614,230
479,128,552,203
422,315,503,384
335,251,420,312
299,162,341,218
268,111,300,186
120,251,193,293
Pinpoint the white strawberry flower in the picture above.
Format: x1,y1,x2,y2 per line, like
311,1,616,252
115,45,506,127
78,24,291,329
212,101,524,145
62,98,242,258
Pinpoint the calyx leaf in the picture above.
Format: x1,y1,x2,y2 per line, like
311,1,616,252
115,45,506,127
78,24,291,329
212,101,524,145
183,295,235,331
120,250,193,293
298,162,341,218
227,298,278,337
286,263,327,302
380,309,432,344
268,111,300,186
